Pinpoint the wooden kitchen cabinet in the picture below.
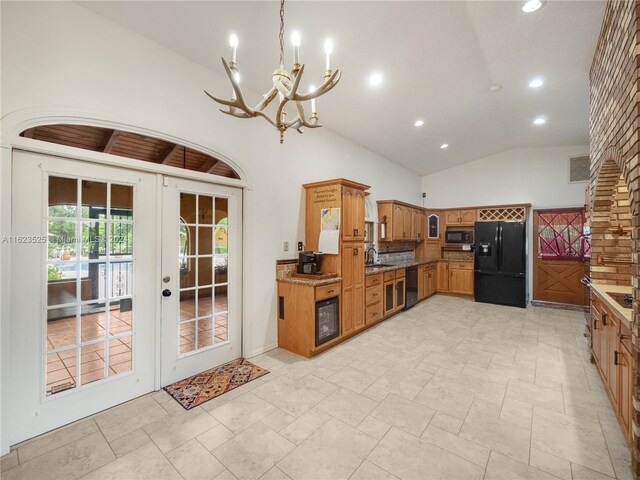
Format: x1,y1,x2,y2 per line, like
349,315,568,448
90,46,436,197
418,265,426,301
365,273,383,326
411,209,424,241
276,280,342,358
590,291,634,444
341,242,365,335
444,209,476,226
382,269,405,317
377,200,425,242
425,264,437,298
619,342,632,435
449,262,474,296
342,186,366,242
437,262,449,292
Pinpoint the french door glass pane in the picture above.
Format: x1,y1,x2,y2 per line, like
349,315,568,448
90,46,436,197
48,176,77,217
178,193,230,355
45,176,135,395
109,337,132,376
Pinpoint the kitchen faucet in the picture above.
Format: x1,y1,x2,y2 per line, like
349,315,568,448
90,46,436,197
366,246,377,265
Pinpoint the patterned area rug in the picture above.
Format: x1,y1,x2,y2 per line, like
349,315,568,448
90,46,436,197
163,358,269,410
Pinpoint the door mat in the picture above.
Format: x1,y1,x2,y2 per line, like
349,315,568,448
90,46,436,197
163,358,269,410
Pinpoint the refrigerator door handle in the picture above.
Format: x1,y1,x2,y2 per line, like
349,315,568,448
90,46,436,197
497,223,503,271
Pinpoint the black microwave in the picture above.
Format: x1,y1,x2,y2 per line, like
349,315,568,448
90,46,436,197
445,229,474,244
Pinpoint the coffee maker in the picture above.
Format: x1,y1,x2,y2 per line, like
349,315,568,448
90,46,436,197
297,251,323,275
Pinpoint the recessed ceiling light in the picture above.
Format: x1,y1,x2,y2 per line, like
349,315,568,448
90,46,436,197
369,72,383,86
528,78,544,88
414,120,424,127
490,84,503,92
440,144,449,149
522,0,543,13
533,117,546,125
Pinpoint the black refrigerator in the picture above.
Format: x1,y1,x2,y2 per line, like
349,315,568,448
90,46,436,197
474,221,527,308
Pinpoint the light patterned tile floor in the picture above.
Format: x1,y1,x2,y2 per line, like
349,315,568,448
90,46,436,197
1,295,633,480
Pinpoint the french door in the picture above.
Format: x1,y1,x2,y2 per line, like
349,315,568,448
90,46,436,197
10,151,157,445
160,176,241,385
9,151,242,446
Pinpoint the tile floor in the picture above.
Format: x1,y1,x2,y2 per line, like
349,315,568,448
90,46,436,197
2,295,632,480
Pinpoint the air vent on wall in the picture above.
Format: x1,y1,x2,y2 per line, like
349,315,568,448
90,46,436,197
569,155,590,183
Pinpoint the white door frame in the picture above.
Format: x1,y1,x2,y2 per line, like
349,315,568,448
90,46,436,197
0,133,248,455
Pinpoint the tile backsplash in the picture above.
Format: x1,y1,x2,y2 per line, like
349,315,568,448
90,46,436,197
378,251,415,264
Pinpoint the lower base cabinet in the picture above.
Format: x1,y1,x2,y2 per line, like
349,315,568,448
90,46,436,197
365,273,383,325
591,293,634,443
276,280,342,358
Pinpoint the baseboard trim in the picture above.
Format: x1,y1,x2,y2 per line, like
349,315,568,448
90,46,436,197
531,300,588,312
245,342,278,359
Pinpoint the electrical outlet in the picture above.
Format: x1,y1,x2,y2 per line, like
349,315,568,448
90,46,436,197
298,242,304,251
422,192,426,198
284,242,289,252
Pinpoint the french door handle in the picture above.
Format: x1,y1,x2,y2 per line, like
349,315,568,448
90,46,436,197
162,289,172,297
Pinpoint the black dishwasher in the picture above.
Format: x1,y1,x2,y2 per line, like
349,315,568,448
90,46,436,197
405,266,418,309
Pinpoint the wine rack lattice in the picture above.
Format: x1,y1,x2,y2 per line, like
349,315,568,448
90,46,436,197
477,207,527,222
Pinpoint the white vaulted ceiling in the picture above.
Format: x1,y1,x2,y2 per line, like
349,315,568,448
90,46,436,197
79,1,605,176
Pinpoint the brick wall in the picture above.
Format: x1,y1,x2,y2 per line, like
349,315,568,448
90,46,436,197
589,0,640,474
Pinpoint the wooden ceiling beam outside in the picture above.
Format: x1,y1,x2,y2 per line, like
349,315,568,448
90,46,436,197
206,160,221,173
21,124,239,179
103,130,121,153
22,128,36,139
160,144,180,165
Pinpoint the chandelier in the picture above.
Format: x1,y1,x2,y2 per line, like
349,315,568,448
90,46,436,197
204,0,341,144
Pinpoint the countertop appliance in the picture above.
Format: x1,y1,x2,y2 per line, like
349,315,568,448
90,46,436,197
405,266,418,309
298,251,322,275
474,221,526,308
445,228,474,244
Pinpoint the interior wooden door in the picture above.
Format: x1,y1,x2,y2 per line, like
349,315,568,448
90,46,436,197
533,208,589,306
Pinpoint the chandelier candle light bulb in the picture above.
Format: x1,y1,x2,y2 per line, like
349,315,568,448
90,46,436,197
292,31,300,65
324,39,333,72
229,33,238,64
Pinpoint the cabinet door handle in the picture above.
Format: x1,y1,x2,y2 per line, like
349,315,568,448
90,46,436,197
354,228,358,236
601,312,607,326
618,332,629,340
614,350,619,366
354,248,358,256
593,319,598,330
327,289,335,294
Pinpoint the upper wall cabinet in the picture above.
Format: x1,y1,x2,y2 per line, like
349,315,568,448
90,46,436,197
377,200,425,242
427,212,441,240
303,179,370,250
445,209,476,226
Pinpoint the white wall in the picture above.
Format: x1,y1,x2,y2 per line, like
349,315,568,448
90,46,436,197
0,0,422,453
0,2,420,365
421,145,589,298
422,146,588,209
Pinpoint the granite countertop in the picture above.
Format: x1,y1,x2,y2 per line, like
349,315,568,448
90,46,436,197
365,259,440,275
277,275,342,287
590,283,632,327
